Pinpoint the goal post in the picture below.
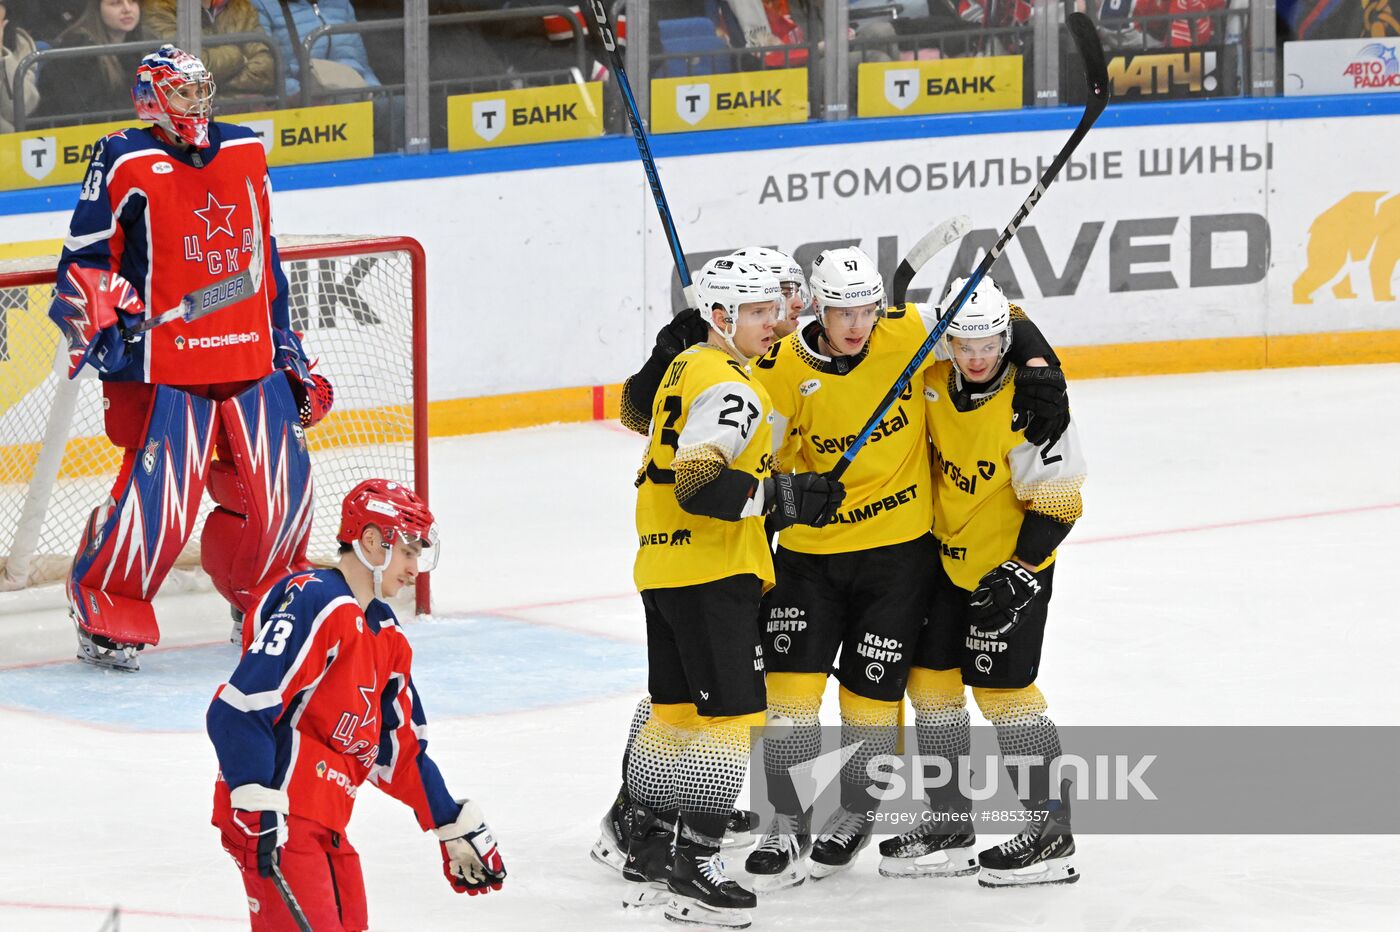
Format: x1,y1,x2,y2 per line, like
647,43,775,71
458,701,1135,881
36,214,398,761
0,235,431,614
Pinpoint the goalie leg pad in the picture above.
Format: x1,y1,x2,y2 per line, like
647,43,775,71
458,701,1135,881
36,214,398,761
69,385,217,646
201,374,314,613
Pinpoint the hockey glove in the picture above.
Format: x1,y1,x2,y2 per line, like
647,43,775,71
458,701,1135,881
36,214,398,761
969,561,1043,639
1011,365,1069,447
655,307,710,358
764,472,846,531
218,785,289,878
435,799,506,895
273,328,335,428
51,266,144,377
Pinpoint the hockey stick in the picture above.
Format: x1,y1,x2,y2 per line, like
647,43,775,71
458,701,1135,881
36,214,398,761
125,178,266,336
585,0,699,310
829,11,1108,482
891,214,972,306
270,861,313,932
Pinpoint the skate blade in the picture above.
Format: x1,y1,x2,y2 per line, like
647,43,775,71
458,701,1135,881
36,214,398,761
977,858,1079,888
720,831,756,851
878,848,979,879
749,863,808,893
75,648,140,673
620,882,670,910
590,819,626,874
808,858,858,881
664,895,753,929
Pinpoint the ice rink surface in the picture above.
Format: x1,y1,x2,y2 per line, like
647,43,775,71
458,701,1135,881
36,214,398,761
2,364,1398,931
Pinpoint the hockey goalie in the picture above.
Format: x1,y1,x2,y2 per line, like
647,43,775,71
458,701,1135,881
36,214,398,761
47,45,333,671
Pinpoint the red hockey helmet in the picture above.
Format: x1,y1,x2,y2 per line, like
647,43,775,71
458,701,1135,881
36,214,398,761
133,45,215,148
339,479,439,573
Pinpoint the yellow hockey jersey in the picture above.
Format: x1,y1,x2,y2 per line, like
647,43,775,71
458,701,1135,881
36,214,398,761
752,306,937,555
924,360,1088,590
634,344,777,591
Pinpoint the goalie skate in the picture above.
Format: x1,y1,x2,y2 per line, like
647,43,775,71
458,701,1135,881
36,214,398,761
74,620,142,672
877,821,978,878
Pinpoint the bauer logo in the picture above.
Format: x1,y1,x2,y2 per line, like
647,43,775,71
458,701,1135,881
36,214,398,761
448,83,604,150
652,69,808,134
858,57,1020,117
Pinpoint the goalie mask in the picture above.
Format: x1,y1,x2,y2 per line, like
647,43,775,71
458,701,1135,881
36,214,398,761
339,479,440,597
133,45,216,148
730,246,810,313
809,247,885,325
940,276,1012,381
693,256,783,357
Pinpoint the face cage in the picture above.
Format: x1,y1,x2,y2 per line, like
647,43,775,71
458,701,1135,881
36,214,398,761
149,74,216,146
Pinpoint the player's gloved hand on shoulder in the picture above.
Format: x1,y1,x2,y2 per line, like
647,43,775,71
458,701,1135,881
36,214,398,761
273,328,334,428
435,799,506,895
51,266,145,377
764,472,845,531
654,307,710,359
218,785,289,878
969,560,1044,639
1011,365,1069,446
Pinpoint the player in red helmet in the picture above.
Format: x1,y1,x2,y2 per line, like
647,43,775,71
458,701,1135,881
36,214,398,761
207,479,504,930
132,45,216,148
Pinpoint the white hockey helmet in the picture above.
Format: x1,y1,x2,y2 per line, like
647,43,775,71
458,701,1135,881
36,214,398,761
731,246,810,310
809,247,885,324
694,255,783,343
939,275,1012,371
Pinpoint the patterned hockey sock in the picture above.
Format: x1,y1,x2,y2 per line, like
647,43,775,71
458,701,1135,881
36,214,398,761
908,667,972,815
762,673,824,816
975,684,1064,806
837,687,900,814
676,712,764,843
626,713,683,819
619,696,652,781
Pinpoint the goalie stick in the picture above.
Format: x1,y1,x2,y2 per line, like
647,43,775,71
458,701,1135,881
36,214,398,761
586,0,699,310
829,11,1109,482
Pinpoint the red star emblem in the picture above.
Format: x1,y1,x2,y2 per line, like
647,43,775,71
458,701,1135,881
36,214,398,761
193,192,236,239
285,571,319,593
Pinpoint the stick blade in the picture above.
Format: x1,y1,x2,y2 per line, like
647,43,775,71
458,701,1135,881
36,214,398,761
891,215,971,306
1066,12,1110,105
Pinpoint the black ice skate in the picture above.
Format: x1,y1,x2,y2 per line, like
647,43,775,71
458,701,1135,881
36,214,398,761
977,782,1078,888
743,810,811,891
665,832,757,929
877,817,978,879
620,803,674,909
589,783,631,874
74,619,141,672
721,807,760,850
808,806,873,880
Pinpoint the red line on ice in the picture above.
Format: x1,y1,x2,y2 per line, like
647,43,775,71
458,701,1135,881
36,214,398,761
0,899,241,923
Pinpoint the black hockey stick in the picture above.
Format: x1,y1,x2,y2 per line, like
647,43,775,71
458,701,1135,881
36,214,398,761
270,860,313,932
586,0,699,309
829,12,1108,482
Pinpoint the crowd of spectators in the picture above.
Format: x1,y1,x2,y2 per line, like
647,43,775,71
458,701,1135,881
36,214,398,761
0,1,1395,142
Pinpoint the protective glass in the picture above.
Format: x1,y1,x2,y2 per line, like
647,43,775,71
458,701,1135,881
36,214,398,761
825,303,881,327
737,299,784,324
412,525,441,573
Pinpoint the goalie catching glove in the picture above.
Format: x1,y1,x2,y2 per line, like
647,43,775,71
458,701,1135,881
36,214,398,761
969,561,1044,638
435,799,506,895
272,328,334,427
51,266,145,377
764,472,846,531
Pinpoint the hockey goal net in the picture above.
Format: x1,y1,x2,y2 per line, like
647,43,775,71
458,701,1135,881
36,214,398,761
0,235,430,613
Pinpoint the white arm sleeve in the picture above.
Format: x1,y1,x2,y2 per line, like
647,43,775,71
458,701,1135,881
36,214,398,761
675,381,767,464
1007,418,1088,515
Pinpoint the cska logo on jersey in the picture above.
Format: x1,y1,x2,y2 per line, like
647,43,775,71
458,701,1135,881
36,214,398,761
193,192,237,240
285,571,319,593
